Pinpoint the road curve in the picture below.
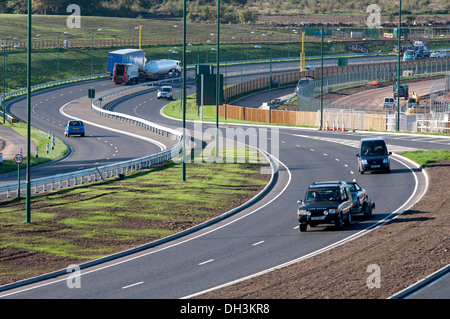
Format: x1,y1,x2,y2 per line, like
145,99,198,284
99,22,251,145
0,70,438,298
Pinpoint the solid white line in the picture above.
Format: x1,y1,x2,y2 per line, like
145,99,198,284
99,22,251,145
59,100,167,151
182,149,428,299
0,155,291,298
252,241,265,246
122,281,144,289
199,259,214,266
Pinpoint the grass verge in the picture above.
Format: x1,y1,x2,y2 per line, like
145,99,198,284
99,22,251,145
0,153,270,285
400,149,450,167
0,121,68,175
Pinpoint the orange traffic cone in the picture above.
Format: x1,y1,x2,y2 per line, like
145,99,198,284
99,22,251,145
318,121,322,130
326,121,330,131
342,121,346,132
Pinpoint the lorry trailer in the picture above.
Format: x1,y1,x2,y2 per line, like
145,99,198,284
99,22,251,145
142,59,181,81
107,49,145,76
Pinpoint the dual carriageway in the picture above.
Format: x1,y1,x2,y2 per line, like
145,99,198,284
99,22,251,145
0,56,448,299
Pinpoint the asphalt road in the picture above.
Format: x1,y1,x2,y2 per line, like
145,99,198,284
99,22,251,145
0,81,166,187
1,58,448,299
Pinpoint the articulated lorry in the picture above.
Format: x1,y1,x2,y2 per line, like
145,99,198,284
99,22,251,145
107,49,146,77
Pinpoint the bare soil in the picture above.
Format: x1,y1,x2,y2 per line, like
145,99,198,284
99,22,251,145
197,160,450,299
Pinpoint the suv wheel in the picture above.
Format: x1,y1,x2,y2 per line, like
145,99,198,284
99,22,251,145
299,224,307,232
345,212,352,226
363,202,372,218
335,214,344,230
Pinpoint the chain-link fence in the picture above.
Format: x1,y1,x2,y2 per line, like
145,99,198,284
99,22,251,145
296,58,450,132
429,73,450,113
297,58,450,112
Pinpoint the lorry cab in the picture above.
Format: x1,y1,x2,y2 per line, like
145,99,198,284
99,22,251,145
113,63,139,85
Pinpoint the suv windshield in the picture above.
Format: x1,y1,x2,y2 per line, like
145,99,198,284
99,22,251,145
305,188,341,202
160,87,171,92
361,140,388,156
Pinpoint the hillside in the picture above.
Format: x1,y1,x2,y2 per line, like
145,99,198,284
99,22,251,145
1,0,449,25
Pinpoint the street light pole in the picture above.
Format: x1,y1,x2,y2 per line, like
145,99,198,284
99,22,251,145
26,0,32,223
215,0,220,158
262,33,272,124
182,1,186,182
2,43,6,124
320,25,324,130
91,28,101,75
129,26,138,47
396,0,402,131
57,31,68,81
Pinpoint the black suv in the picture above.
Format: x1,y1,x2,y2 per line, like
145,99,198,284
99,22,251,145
297,181,353,232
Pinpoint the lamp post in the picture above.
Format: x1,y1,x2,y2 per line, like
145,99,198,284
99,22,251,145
168,24,178,58
396,0,402,131
246,31,257,62
320,25,324,131
1,42,7,100
206,33,214,64
91,28,102,75
1,37,18,97
215,1,220,158
129,26,138,47
1,42,6,124
182,4,186,182
212,48,227,119
187,43,200,65
262,33,272,124
26,0,32,223
57,31,68,81
232,36,244,83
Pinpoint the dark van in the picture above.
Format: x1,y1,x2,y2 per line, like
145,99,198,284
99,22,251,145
356,137,391,174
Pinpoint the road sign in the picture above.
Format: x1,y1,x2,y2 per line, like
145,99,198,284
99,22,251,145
14,153,24,164
88,88,95,99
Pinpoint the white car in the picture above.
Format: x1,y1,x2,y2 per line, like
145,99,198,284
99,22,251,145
383,97,396,109
430,51,447,58
157,86,173,100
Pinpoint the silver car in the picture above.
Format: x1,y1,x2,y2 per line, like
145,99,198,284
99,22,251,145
157,86,173,100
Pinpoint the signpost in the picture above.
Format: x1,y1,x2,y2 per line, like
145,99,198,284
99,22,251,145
14,153,23,197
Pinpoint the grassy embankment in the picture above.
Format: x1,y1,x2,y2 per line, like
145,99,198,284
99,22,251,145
400,149,450,167
2,14,449,93
0,121,68,175
0,148,269,284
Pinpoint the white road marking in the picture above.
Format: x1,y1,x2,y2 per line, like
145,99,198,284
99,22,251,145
198,259,214,266
252,240,265,246
122,282,144,289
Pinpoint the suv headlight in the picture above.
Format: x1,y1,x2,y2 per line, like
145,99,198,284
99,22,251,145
383,158,389,164
298,209,309,216
361,159,368,165
328,208,339,214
